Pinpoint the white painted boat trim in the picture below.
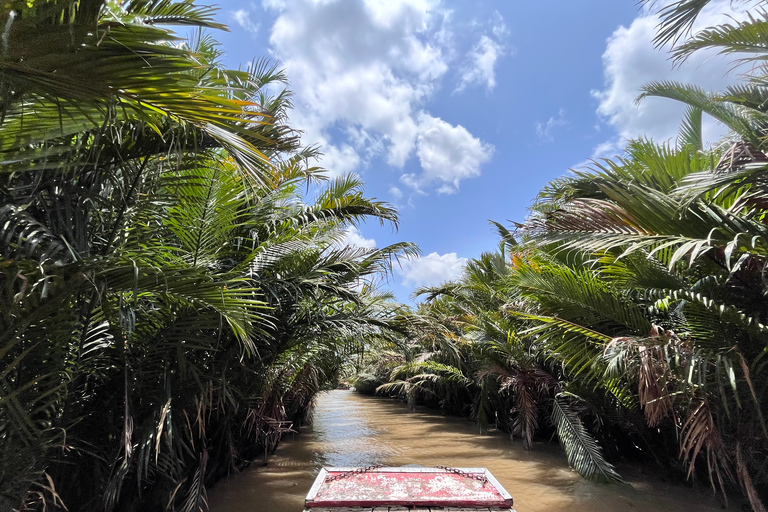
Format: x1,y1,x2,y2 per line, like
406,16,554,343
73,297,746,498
304,466,514,507
305,468,328,502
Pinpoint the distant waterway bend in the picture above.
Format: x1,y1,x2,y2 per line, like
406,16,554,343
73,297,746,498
208,390,739,512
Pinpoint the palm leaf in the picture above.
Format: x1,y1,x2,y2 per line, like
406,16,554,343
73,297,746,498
551,394,622,483
646,0,713,48
678,106,704,151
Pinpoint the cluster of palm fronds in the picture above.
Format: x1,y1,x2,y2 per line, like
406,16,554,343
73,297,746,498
358,2,768,509
0,1,415,511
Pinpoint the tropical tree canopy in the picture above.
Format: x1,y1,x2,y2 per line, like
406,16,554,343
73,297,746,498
356,2,768,510
0,1,415,511
5,0,768,511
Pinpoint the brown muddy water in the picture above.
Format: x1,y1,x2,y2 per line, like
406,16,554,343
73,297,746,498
208,390,740,512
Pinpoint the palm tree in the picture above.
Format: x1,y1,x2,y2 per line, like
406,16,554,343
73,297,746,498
518,137,768,509
364,243,623,483
0,1,298,179
0,2,418,510
1,151,415,511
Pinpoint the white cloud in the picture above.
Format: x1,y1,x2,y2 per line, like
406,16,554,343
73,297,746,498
397,252,467,287
456,35,503,92
389,186,403,199
319,144,361,178
491,10,508,39
570,135,626,171
591,136,624,159
266,0,494,194
342,226,377,249
455,11,508,93
592,1,749,148
261,0,285,11
230,9,260,35
401,112,493,194
535,109,567,142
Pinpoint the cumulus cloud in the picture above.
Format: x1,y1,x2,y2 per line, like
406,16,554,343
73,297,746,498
319,144,361,178
230,9,260,35
341,226,377,249
401,113,493,194
535,109,567,143
397,252,467,287
592,0,749,149
265,0,495,194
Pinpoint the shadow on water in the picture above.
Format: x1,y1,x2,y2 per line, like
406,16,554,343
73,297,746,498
208,390,740,512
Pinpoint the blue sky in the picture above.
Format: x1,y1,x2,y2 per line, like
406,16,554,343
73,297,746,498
206,0,745,303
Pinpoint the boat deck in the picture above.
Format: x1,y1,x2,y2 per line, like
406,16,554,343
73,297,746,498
304,507,515,512
304,467,515,512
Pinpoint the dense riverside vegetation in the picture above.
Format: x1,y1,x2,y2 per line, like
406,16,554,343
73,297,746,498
0,1,414,510
354,2,768,510
5,0,768,511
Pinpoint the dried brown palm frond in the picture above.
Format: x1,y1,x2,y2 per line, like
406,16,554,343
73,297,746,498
736,442,768,512
492,360,562,451
180,450,208,512
680,400,734,496
715,141,768,173
637,325,677,428
605,326,691,429
524,198,650,240
510,381,538,450
637,344,672,427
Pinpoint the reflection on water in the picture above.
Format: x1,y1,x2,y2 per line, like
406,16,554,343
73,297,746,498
208,390,739,512
310,393,395,467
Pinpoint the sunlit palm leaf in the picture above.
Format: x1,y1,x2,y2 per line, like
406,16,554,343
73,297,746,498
551,394,622,483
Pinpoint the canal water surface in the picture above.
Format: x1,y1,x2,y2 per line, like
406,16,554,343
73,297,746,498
208,390,739,512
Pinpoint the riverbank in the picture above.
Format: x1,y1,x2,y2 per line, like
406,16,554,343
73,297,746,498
208,390,742,512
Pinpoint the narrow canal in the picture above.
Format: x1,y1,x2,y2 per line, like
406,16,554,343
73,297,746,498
208,390,739,512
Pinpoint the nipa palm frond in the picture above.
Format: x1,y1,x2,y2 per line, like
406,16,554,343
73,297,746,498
551,394,622,483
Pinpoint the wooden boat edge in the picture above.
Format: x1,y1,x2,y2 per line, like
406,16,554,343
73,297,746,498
305,466,514,509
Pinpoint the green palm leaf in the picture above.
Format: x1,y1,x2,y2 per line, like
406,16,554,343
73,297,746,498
551,394,622,483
